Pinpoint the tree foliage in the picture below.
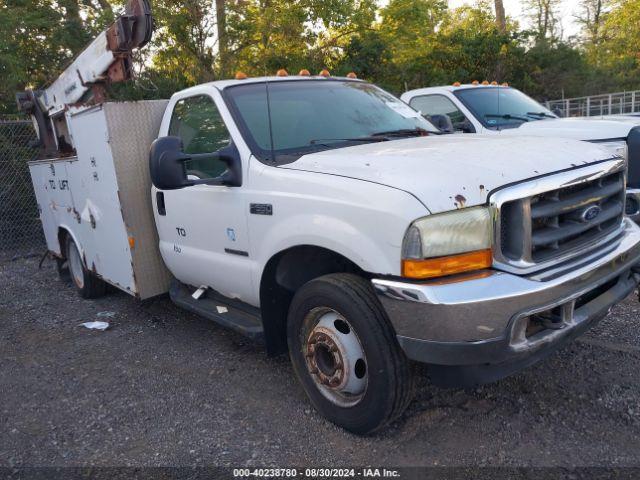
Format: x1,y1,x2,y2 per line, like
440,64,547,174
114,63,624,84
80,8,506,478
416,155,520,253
1,0,640,113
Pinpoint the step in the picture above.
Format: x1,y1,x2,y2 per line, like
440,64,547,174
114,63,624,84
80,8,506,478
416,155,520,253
169,279,264,342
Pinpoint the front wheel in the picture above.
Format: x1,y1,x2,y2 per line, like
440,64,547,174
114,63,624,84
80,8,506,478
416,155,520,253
287,273,415,435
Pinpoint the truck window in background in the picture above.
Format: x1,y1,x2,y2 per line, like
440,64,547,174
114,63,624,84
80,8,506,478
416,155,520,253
408,94,470,131
454,87,557,130
168,95,231,179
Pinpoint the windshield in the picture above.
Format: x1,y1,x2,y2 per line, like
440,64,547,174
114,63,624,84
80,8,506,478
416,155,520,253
224,80,439,163
454,87,557,130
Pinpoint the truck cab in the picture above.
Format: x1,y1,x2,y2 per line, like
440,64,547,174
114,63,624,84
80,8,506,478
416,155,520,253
145,75,640,433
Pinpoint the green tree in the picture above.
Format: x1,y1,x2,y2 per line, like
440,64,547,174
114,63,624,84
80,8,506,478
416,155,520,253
590,0,640,89
0,0,112,113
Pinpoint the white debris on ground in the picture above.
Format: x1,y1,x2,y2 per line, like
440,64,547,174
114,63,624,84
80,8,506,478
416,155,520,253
80,321,110,330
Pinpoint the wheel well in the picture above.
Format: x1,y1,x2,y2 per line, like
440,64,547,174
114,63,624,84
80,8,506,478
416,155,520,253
259,245,366,356
57,228,69,258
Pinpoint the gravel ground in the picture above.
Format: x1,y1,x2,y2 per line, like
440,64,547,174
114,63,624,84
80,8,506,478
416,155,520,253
2,252,640,469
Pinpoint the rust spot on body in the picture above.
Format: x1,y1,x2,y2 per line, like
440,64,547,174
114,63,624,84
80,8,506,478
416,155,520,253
454,194,467,208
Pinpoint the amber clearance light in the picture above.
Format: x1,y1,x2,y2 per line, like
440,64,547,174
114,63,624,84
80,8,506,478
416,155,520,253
401,249,492,279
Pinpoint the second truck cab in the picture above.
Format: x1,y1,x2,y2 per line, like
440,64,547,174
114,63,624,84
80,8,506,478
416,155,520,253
401,84,640,219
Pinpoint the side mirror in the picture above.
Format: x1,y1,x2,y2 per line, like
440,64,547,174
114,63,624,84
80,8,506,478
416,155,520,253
426,114,454,134
453,119,476,134
149,136,242,190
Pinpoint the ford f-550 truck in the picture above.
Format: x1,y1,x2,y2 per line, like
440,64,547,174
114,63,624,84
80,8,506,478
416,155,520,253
19,4,640,434
401,84,640,221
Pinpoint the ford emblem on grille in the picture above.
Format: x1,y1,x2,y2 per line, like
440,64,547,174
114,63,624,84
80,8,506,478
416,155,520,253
581,205,602,222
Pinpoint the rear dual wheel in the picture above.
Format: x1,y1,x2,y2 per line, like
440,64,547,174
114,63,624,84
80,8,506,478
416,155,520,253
287,273,415,435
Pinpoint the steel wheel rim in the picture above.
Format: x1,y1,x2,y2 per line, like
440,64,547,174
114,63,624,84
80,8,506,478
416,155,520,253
303,307,368,407
67,241,84,289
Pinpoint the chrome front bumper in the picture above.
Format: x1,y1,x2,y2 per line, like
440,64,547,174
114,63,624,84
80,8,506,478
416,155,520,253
372,218,640,383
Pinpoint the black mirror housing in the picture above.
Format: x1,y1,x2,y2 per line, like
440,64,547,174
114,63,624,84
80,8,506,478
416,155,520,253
149,136,242,190
426,114,454,134
149,136,191,190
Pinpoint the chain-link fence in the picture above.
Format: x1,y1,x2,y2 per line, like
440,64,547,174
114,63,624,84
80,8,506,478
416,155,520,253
0,116,44,254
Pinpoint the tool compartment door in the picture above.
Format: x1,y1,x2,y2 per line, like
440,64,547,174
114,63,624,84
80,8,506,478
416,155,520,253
28,160,74,255
64,107,137,294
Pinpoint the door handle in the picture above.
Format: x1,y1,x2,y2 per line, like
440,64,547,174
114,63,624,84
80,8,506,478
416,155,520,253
156,191,166,216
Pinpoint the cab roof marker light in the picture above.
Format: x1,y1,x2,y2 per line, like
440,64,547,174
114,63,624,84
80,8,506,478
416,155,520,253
472,80,479,85
276,69,288,77
501,82,509,87
482,80,489,85
299,69,311,76
453,81,461,87
319,69,331,77
235,71,248,80
491,81,498,85
346,72,357,79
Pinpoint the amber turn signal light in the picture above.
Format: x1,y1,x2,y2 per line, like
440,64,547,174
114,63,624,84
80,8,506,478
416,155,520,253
401,249,492,279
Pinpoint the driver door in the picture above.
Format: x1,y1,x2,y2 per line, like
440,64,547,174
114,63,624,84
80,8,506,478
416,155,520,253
154,93,253,302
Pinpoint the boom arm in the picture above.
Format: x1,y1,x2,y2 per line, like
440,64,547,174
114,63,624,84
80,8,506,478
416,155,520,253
16,0,153,157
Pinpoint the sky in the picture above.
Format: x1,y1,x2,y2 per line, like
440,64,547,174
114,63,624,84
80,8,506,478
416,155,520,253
447,0,583,37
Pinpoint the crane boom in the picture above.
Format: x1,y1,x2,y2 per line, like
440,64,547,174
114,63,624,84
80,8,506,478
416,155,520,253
16,0,153,157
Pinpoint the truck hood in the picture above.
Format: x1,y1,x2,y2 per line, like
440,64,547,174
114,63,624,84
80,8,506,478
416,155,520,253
285,135,616,214
501,117,633,140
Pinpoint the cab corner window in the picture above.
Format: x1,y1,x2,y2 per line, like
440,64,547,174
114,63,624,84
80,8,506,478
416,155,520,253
168,95,231,179
409,95,475,133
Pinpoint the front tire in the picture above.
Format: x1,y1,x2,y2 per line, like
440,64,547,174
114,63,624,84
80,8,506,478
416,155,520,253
65,236,106,299
287,273,415,435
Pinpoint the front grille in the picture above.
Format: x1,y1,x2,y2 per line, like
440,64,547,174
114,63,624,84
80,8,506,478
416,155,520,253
499,170,626,266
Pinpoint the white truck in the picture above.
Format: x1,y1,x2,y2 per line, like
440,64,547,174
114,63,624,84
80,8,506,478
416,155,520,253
400,84,640,221
19,8,640,434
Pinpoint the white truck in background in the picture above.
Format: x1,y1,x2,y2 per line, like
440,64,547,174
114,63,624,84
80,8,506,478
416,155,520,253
19,5,640,434
401,84,640,221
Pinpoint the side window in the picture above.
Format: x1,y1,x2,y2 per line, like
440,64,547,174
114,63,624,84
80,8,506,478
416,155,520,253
168,95,231,179
409,95,474,133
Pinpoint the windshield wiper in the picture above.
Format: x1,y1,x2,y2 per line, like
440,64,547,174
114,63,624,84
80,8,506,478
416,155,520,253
371,127,439,137
526,111,556,119
485,113,530,123
308,136,389,146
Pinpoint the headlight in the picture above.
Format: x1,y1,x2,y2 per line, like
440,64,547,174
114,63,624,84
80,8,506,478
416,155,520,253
597,140,628,161
401,206,493,279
